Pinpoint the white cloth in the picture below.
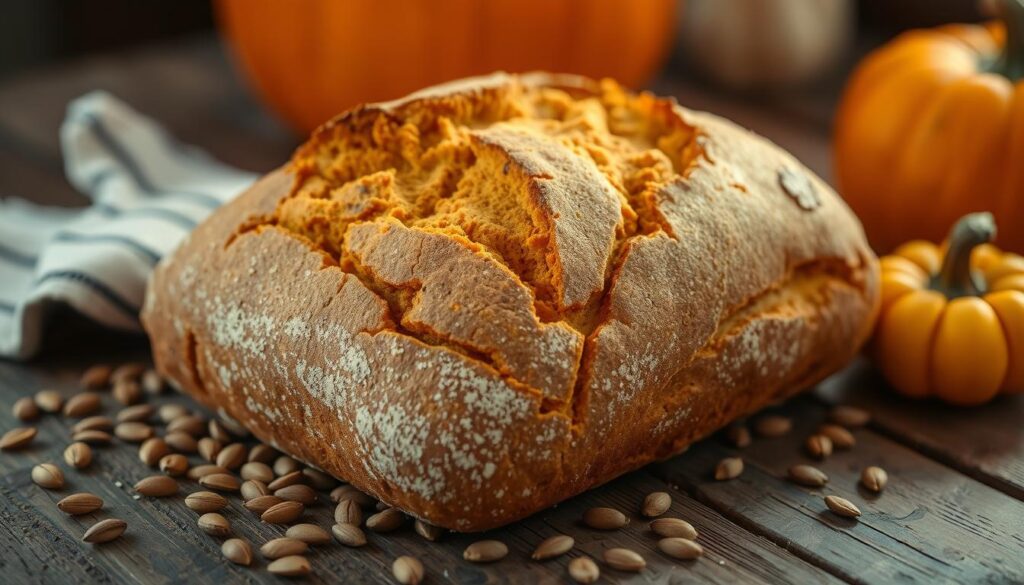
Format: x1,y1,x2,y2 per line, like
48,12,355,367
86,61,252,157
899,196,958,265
0,91,258,359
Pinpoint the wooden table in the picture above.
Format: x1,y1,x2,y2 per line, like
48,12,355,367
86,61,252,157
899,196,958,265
1,35,1023,585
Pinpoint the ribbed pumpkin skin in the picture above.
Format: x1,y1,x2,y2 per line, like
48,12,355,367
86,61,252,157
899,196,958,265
215,0,676,133
834,20,1024,254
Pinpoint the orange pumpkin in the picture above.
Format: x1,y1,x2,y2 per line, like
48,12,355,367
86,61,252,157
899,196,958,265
215,0,676,133
874,213,1024,405
834,0,1024,254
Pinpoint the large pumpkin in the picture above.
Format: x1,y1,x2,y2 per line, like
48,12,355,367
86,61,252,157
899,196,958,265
215,0,676,133
834,0,1024,254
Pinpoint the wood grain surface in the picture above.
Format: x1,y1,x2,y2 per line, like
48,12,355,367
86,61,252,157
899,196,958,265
1,34,1022,585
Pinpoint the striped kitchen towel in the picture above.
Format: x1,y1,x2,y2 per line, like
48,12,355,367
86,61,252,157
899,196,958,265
0,91,258,359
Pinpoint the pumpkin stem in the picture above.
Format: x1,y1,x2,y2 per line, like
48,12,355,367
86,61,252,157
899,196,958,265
994,0,1024,79
937,212,996,297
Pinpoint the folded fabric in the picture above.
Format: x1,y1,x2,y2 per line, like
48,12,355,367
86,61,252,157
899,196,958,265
0,91,257,359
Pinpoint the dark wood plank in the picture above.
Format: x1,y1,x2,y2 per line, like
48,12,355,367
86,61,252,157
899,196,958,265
817,360,1024,501
653,397,1024,585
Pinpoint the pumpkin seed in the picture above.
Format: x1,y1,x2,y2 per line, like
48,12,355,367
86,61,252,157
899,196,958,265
331,522,367,547
241,479,270,501
114,422,153,443
187,464,230,481
248,443,278,464
185,491,228,513
568,556,600,583
72,429,112,445
285,523,331,545
208,420,232,443
642,491,671,517
166,414,206,436
198,512,231,537
199,473,241,492
112,380,141,406
141,369,165,395
273,456,301,477
221,538,252,566
788,464,829,487
393,555,424,585
602,548,645,571
0,426,37,450
366,507,404,532
414,519,444,542
82,518,126,543
754,415,792,437
824,495,861,518
267,470,303,491
12,397,39,421
32,463,64,489
532,534,574,560
334,498,363,525
157,404,188,423
818,423,856,449
262,500,304,524
34,389,64,413
63,392,102,418
159,454,189,476
216,443,247,470
463,540,508,562
725,424,751,447
138,437,170,466
116,404,155,423
111,362,146,384
830,405,870,428
267,555,310,577
330,484,375,506
715,457,743,480
135,475,178,497
80,364,112,389
582,507,628,530
261,537,308,559
57,492,103,515
861,466,888,492
649,517,698,540
240,461,274,483
301,467,337,490
72,416,114,434
164,431,198,453
658,537,704,560
805,434,833,460
64,442,93,469
244,495,284,514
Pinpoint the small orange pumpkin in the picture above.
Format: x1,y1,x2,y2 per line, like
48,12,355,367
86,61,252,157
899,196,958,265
874,213,1024,405
834,0,1024,254
215,0,676,133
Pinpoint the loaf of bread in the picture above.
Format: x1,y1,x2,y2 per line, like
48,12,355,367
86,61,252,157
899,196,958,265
142,72,879,531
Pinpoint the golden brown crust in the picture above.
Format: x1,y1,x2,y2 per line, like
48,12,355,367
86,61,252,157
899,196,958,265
142,72,879,531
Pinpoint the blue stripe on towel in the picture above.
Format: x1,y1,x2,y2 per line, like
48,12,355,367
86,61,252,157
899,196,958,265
33,270,140,318
52,232,162,265
0,242,37,268
93,203,198,230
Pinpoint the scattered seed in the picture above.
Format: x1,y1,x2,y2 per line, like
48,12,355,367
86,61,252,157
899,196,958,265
164,431,198,454
114,422,153,443
157,404,188,423
788,464,829,487
185,491,228,513
301,468,337,490
330,484,375,507
187,464,230,481
244,495,284,514
286,523,331,545
861,466,888,493
603,548,645,572
72,429,112,445
366,507,404,532
138,437,170,466
331,522,367,547
112,380,141,406
116,404,155,423
83,518,126,543
208,420,232,443
32,463,64,489
72,416,114,434
464,540,508,562
248,444,278,464
199,473,241,493
268,470,303,491
642,492,671,517
240,461,274,483
57,492,103,515
659,537,703,560
715,457,743,480
393,555,424,585
262,500,304,524
216,443,247,470
221,538,252,566
1,426,37,450
261,537,308,559
830,405,871,428
273,456,301,477
111,363,146,384
159,454,189,476
805,434,834,460
414,519,444,542
167,414,206,436
80,365,112,389
195,438,221,463
135,475,178,497
241,479,270,501
198,512,231,537
532,534,574,560
725,424,751,448
267,555,310,577
754,415,792,437
64,442,93,469
568,556,600,583
12,397,39,421
583,507,628,530
63,392,102,418
217,414,249,438
334,498,363,526
824,495,861,518
141,370,165,395
649,517,698,540
34,389,64,413
818,423,856,449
